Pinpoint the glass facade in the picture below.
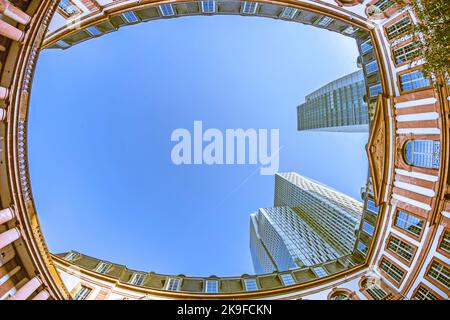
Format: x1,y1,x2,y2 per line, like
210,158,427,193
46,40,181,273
297,70,368,131
360,39,373,54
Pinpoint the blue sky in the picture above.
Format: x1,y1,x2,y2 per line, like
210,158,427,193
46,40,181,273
29,15,368,276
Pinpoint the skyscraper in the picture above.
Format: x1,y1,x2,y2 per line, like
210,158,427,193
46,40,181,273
250,172,363,274
297,70,368,132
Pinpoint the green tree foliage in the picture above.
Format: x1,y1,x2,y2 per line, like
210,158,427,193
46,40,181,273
394,0,449,83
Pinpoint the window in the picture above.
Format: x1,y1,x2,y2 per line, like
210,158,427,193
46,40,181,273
343,26,358,35
427,260,450,290
86,26,101,36
329,291,351,300
404,140,440,169
95,262,111,274
65,252,79,262
393,42,420,65
317,16,333,27
387,236,416,262
399,70,431,92
380,258,405,284
374,0,395,12
394,210,424,237
413,284,440,300
73,286,91,300
357,241,368,254
205,280,219,293
362,278,387,300
365,60,378,75
439,230,450,254
281,7,297,19
366,199,379,214
58,0,80,17
243,278,258,291
201,1,215,13
362,221,375,236
159,4,175,16
369,83,382,97
360,39,373,54
130,273,145,286
242,2,258,14
166,278,181,291
313,267,327,278
280,273,295,286
122,11,139,23
386,16,412,40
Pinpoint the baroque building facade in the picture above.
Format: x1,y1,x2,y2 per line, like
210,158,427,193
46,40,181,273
0,0,448,300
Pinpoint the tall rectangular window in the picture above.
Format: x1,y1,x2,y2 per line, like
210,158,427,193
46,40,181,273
380,258,405,284
159,4,175,16
400,70,430,92
386,16,412,40
166,278,181,291
130,273,145,286
360,39,373,54
413,284,440,300
374,0,395,11
73,286,91,300
357,241,368,254
427,260,450,290
439,230,450,254
201,1,215,13
366,199,379,214
317,16,333,27
387,236,416,262
205,280,219,293
393,42,420,65
242,2,258,14
95,262,111,274
65,252,79,262
369,83,382,97
280,273,295,286
365,60,379,75
394,210,424,237
362,221,375,236
243,278,258,291
313,267,327,278
122,11,139,23
281,7,297,19
58,0,80,17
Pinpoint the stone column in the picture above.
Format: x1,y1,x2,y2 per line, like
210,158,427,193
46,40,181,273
8,276,42,300
32,289,50,300
0,0,30,25
0,207,14,225
0,19,23,41
0,227,20,250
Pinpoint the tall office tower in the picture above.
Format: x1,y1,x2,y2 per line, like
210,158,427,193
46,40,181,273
250,172,363,274
297,70,368,132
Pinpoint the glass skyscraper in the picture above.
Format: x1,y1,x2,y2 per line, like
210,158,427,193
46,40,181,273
250,172,363,274
297,70,368,132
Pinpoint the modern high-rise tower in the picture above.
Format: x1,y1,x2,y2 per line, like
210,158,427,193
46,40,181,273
297,70,368,132
250,172,363,274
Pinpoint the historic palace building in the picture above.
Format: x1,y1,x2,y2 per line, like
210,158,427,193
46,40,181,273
0,0,448,300
297,70,369,132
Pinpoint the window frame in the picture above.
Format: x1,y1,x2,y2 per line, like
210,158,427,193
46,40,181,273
392,208,426,241
391,38,421,67
397,68,432,94
56,0,82,19
437,228,450,258
385,233,418,267
383,13,413,42
378,255,407,288
424,258,450,295
411,282,444,300
402,139,440,170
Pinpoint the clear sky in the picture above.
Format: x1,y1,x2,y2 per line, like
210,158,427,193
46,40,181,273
29,15,368,277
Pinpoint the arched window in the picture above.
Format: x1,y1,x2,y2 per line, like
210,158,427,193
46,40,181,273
329,291,352,300
404,140,440,169
361,277,388,300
